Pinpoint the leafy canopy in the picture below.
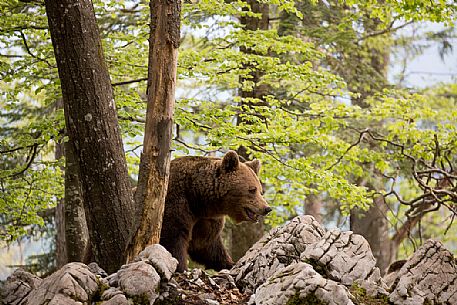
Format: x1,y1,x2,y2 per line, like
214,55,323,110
0,0,456,243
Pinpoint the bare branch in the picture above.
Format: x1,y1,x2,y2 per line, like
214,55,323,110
327,129,368,170
18,30,54,68
7,143,39,178
112,77,148,87
358,21,413,42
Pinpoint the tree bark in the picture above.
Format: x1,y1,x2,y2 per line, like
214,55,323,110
304,194,322,223
347,14,392,274
350,191,390,273
54,134,66,268
45,0,134,273
64,137,90,263
230,0,270,260
127,0,181,260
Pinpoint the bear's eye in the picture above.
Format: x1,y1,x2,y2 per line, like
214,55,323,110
249,187,257,194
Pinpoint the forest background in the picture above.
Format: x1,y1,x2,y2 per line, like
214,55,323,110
1,0,457,279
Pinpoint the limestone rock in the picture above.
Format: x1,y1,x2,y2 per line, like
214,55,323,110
101,287,125,301
88,262,108,278
301,229,387,295
388,239,457,305
117,261,160,304
100,294,132,305
25,262,99,305
250,262,354,305
232,216,390,304
230,215,325,292
136,244,178,281
0,268,42,305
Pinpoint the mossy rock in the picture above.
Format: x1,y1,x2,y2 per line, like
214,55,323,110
286,292,326,305
349,284,392,305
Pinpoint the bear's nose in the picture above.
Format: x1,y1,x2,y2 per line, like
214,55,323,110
263,207,272,215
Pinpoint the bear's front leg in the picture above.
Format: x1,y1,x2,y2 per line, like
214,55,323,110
160,214,193,273
188,217,234,271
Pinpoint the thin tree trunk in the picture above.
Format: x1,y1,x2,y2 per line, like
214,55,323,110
230,0,270,260
54,98,89,267
45,0,134,273
54,133,66,268
126,0,181,260
64,137,90,263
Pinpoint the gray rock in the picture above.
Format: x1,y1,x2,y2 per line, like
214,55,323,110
389,239,457,305
100,294,132,305
25,262,99,305
0,268,42,305
250,262,354,305
106,272,119,287
231,215,325,292
233,216,389,304
136,244,178,281
88,262,108,277
101,287,124,300
383,259,407,289
117,261,160,304
301,229,388,295
211,269,235,289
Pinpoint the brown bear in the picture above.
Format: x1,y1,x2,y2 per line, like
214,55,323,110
160,150,271,272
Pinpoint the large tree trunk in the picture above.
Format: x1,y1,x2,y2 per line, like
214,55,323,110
45,0,134,273
127,0,181,260
230,0,270,260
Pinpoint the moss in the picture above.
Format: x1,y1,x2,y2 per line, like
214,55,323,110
286,292,325,305
91,276,110,304
129,294,150,305
349,283,392,305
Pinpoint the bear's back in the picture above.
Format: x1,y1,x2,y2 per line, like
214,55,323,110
169,156,219,195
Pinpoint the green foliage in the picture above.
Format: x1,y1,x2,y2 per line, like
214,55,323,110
1,0,457,262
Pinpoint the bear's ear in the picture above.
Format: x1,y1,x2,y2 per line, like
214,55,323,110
222,150,240,172
245,159,261,175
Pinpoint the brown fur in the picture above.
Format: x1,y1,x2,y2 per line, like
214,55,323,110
159,151,270,272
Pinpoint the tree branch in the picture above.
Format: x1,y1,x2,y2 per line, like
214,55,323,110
112,77,148,87
358,21,413,42
18,30,54,68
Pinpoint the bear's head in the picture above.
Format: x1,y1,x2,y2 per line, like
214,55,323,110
218,151,272,223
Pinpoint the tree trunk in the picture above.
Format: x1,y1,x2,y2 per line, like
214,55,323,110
45,0,134,273
54,134,66,268
64,137,90,263
346,13,392,274
230,0,270,260
54,97,89,267
305,194,322,223
350,191,390,273
126,0,181,260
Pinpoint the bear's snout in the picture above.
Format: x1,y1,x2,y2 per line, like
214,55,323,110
263,206,272,215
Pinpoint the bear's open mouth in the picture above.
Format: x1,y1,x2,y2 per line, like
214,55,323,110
244,207,259,222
